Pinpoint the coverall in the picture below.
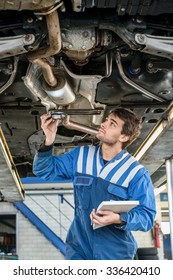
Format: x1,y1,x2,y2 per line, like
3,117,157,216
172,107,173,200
33,145,156,260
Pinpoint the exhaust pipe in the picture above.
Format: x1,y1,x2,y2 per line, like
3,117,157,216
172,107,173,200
61,115,98,136
27,9,75,106
27,10,61,61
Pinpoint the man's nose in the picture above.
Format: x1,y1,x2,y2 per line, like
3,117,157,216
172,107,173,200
101,121,106,128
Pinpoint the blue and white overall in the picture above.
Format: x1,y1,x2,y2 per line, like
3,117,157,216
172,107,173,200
33,145,156,260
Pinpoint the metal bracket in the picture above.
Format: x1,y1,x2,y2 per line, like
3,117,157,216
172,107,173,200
135,33,173,60
0,34,35,59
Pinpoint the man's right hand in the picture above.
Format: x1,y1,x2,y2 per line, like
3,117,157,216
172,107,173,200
40,113,59,146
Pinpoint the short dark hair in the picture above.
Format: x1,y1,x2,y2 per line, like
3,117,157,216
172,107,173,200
109,107,142,148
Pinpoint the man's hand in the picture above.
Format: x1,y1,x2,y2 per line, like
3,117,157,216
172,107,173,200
90,209,122,227
40,113,59,145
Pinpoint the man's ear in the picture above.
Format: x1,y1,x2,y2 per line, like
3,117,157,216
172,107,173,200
119,134,130,144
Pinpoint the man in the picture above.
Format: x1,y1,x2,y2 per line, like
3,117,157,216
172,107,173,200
33,107,156,260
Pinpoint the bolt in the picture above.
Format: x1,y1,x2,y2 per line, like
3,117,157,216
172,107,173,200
136,34,145,43
61,32,66,38
136,16,143,23
83,31,89,38
8,64,13,70
24,34,34,44
148,62,153,68
27,17,34,24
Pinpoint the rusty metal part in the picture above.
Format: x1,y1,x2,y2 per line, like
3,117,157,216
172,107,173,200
33,58,57,87
27,10,61,61
0,0,60,11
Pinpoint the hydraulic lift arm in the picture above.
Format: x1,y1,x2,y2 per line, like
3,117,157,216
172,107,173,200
0,127,25,202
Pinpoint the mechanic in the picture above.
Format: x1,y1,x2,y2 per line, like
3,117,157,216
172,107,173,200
33,107,156,260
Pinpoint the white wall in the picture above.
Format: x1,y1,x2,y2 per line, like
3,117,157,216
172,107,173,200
0,202,65,260
16,210,65,260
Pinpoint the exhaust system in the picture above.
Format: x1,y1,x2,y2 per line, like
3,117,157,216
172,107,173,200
27,9,98,136
27,9,75,106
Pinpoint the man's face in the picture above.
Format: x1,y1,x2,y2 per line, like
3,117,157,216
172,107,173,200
96,113,129,146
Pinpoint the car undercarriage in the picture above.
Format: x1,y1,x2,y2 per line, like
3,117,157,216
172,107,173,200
0,0,173,189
